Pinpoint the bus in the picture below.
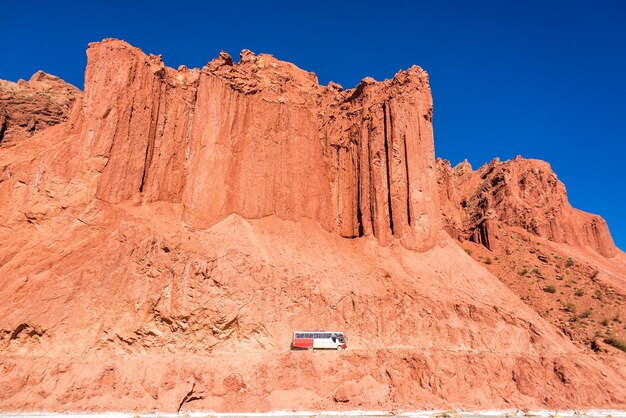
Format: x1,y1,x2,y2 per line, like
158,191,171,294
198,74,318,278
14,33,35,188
292,331,346,350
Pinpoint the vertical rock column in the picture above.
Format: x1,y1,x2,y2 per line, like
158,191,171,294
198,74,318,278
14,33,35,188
182,71,333,230
79,39,199,204
336,141,360,238
345,67,441,251
385,99,410,239
400,82,440,251
366,103,394,244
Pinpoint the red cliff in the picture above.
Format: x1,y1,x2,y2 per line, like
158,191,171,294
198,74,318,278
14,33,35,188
73,39,440,250
437,157,618,257
0,71,81,143
0,39,624,412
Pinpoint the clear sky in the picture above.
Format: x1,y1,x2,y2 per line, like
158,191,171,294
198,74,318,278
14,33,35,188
1,0,625,250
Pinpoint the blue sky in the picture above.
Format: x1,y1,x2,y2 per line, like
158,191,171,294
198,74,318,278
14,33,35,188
1,0,625,250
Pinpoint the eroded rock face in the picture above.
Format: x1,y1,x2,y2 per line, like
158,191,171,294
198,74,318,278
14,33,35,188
73,39,439,250
437,156,618,257
0,39,625,412
0,71,81,143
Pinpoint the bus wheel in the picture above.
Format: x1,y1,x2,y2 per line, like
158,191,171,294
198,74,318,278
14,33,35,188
336,345,343,350
308,345,313,351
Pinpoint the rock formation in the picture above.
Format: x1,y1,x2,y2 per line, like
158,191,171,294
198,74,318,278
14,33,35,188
437,157,618,257
71,39,439,250
437,158,626,363
0,71,81,143
0,39,624,412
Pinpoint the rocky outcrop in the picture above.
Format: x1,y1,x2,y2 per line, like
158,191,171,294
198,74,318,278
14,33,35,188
0,39,624,413
73,39,439,250
437,157,618,257
0,71,81,143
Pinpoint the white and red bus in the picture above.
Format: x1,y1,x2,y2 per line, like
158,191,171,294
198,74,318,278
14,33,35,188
292,331,347,350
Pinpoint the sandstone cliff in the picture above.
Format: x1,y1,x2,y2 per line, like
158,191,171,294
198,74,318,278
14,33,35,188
0,71,81,143
73,39,439,251
0,39,624,412
437,157,618,258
